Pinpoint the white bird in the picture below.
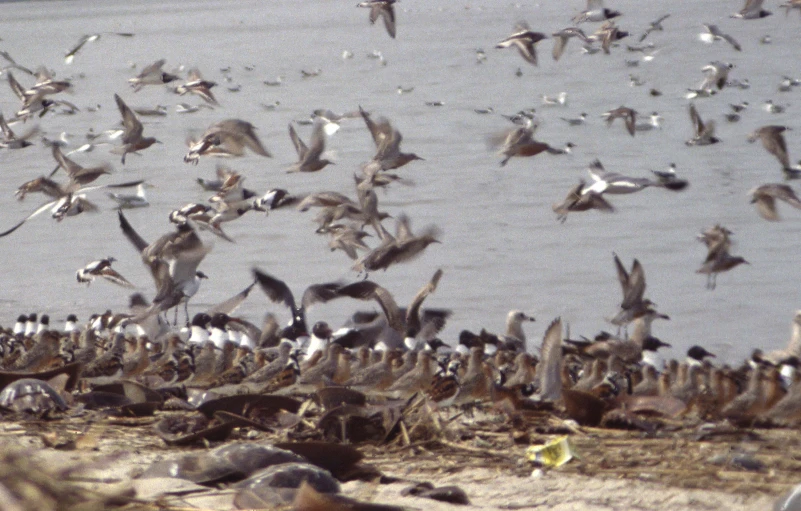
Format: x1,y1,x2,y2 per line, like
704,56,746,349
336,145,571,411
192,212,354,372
107,182,152,209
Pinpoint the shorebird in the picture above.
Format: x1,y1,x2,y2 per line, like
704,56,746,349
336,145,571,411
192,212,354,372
697,227,748,290
174,68,217,104
732,0,772,19
287,121,334,172
609,254,668,330
76,257,134,288
49,145,111,186
552,180,614,222
749,184,801,221
573,0,621,23
107,182,152,209
359,106,423,171
551,27,590,61
112,94,160,164
352,214,440,273
782,0,801,15
685,103,719,146
489,124,555,166
592,21,629,54
184,119,272,164
0,112,37,149
128,59,179,92
748,125,791,171
496,22,548,66
639,14,670,42
357,0,396,38
64,33,134,64
602,106,637,136
699,24,741,51
7,71,77,120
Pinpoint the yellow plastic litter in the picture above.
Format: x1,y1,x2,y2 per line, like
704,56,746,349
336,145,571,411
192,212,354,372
525,436,579,467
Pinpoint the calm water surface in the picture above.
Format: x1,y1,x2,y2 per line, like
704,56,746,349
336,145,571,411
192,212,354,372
0,0,799,362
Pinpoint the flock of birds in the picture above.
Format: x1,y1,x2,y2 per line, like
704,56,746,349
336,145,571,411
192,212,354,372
1,0,801,429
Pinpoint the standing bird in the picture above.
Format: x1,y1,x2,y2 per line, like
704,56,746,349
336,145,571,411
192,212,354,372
749,184,801,221
112,94,160,164
287,121,334,172
357,0,396,39
496,23,548,66
76,257,134,288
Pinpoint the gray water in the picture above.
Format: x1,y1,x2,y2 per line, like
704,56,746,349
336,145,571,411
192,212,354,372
0,0,799,363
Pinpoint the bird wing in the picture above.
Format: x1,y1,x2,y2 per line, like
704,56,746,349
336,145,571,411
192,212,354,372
252,268,297,311
538,317,563,402
117,209,149,252
206,280,257,316
114,93,143,142
288,123,308,159
0,198,59,237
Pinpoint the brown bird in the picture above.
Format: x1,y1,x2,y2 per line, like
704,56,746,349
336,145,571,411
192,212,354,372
184,119,271,164
749,183,801,220
496,22,548,66
357,0,397,39
174,68,217,104
49,145,111,186
602,106,637,136
552,179,614,222
113,93,160,164
359,106,423,171
489,124,555,166
748,125,791,170
287,121,334,173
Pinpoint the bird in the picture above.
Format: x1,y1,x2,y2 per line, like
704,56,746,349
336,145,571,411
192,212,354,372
107,182,152,209
697,227,748,290
685,104,719,146
0,112,37,149
732,0,772,19
359,106,423,171
352,214,440,274
699,24,741,51
700,61,734,91
592,21,629,54
602,107,637,136
552,180,614,223
560,113,588,126
496,22,548,66
573,0,621,23
76,257,134,288
551,27,591,61
128,59,179,91
184,119,271,164
357,0,396,38
287,121,334,172
749,184,801,221
489,124,555,166
748,125,791,171
49,145,111,187
64,33,134,65
639,14,670,42
117,209,210,324
173,68,217,104
112,94,160,164
609,253,667,329
7,71,78,120
582,160,653,195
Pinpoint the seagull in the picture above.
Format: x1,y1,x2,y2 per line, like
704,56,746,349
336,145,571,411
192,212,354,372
496,22,548,66
635,112,662,131
107,182,153,209
128,59,179,92
732,0,772,19
573,0,621,23
583,159,654,195
64,33,134,64
700,61,734,91
686,104,719,146
750,184,801,221
357,0,396,38
639,14,670,42
287,120,334,172
112,94,160,164
184,119,271,164
541,92,568,106
699,24,742,51
602,106,637,136
748,125,791,170
76,257,134,288
560,113,587,126
117,209,210,324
